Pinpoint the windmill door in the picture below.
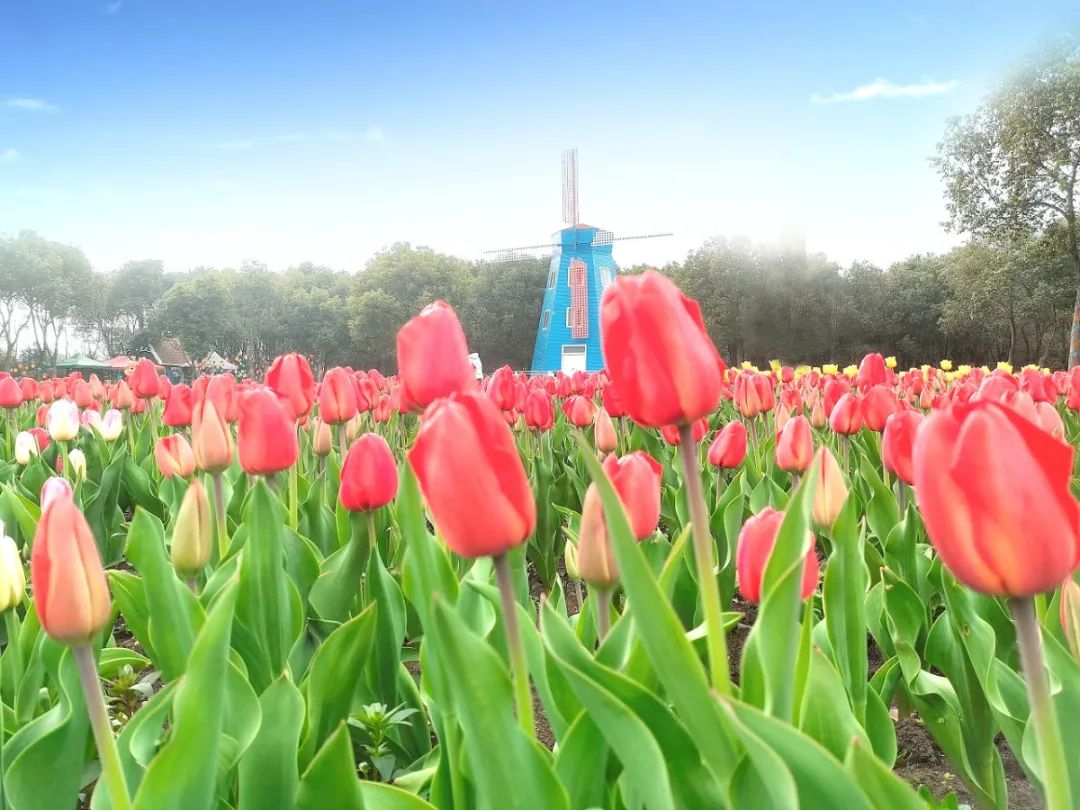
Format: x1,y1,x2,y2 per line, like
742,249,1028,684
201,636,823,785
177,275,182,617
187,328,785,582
561,345,587,375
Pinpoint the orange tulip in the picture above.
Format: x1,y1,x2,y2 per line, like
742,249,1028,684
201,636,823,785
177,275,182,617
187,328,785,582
811,446,847,528
775,415,813,473
30,495,111,644
594,407,618,455
192,398,234,474
155,434,196,479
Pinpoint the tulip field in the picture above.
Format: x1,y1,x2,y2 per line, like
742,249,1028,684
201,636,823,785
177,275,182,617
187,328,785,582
1,270,1079,809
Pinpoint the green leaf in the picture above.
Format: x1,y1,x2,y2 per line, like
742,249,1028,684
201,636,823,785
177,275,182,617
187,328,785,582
554,712,608,810
574,437,737,781
367,545,407,703
239,675,305,810
125,508,204,681
4,642,90,810
300,603,377,764
235,478,304,693
823,493,868,723
428,598,569,810
357,781,439,810
844,739,929,810
131,584,237,810
296,724,363,810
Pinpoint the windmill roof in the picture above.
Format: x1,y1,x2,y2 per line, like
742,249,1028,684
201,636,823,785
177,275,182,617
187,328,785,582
149,337,193,367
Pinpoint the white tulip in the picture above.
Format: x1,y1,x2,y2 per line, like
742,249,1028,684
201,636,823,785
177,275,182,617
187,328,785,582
67,448,87,481
14,431,38,465
47,399,80,442
98,409,123,442
0,530,24,613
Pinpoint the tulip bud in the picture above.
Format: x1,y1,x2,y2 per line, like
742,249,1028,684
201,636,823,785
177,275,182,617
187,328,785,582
163,384,194,428
576,484,620,589
98,409,124,442
829,393,863,435
775,415,813,473
131,358,160,399
811,446,847,529
111,380,134,411
0,525,25,612
524,388,554,431
67,448,87,482
238,389,300,475
708,421,747,468
41,476,74,510
882,410,923,485
30,496,111,644
736,507,819,604
14,431,38,465
396,301,477,412
155,434,196,479
1061,579,1080,663
311,418,333,456
192,399,234,474
46,399,80,442
340,433,399,512
171,479,213,576
594,408,618,455
318,367,359,424
266,352,316,421
563,537,582,582
602,452,662,540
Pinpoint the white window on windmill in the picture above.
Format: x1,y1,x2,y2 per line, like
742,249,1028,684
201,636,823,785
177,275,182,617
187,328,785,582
600,265,613,288
541,309,552,330
547,263,558,289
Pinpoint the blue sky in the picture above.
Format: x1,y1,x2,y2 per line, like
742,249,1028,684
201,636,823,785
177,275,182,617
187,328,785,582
1,1,1076,273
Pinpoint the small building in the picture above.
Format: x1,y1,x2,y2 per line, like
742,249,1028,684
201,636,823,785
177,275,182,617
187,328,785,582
141,338,194,383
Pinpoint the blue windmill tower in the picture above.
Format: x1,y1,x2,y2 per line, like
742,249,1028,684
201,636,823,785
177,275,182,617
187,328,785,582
485,149,672,374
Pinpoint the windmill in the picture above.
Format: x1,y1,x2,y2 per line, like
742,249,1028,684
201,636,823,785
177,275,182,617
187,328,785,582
485,149,672,374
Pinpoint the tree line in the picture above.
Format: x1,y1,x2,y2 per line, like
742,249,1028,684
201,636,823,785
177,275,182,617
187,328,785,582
0,36,1077,373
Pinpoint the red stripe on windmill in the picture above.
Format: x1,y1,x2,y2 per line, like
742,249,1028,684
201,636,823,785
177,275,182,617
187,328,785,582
485,149,672,374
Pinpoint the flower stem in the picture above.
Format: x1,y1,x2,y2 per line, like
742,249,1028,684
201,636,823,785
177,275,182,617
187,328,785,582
493,552,534,739
338,424,348,461
679,423,731,696
212,473,229,562
73,644,131,810
288,461,299,531
1012,596,1072,810
596,588,612,643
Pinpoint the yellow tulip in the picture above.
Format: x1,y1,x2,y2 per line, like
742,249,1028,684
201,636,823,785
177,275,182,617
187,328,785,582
885,356,897,369
822,364,838,376
939,360,953,371
843,365,858,378
996,361,1013,374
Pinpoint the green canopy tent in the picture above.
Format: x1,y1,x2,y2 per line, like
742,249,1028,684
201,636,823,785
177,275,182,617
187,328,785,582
55,353,112,373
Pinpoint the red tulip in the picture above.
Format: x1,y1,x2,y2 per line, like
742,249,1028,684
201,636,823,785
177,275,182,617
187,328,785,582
708,421,747,468
736,507,819,604
823,377,849,417
28,427,49,451
601,382,626,418
882,410,923,485
660,417,708,446
0,377,21,408
856,353,888,393
829,393,862,435
912,400,1080,597
602,451,662,540
373,394,393,423
318,367,359,424
340,433,399,512
163,384,194,428
155,434,196,479
861,385,901,432
396,301,476,412
524,388,554,431
408,392,535,558
30,495,111,644
1035,401,1065,439
238,389,299,475
19,377,38,402
775,415,813,473
131,358,160,399
205,375,238,422
266,353,316,421
487,365,517,412
600,271,726,427
562,395,597,428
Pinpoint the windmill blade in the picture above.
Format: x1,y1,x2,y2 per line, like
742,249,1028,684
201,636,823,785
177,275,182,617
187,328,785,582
594,231,674,246
481,246,557,263
562,148,579,226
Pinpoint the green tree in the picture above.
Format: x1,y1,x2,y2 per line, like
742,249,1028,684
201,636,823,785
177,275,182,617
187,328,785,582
935,38,1080,365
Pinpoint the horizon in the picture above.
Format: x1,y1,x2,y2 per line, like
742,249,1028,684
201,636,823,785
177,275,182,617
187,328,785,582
2,1,1077,274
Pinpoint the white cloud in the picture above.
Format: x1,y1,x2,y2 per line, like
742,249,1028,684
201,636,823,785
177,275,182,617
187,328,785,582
104,0,123,14
4,97,60,113
0,148,20,162
811,78,959,104
272,133,306,142
363,125,385,142
212,139,255,151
